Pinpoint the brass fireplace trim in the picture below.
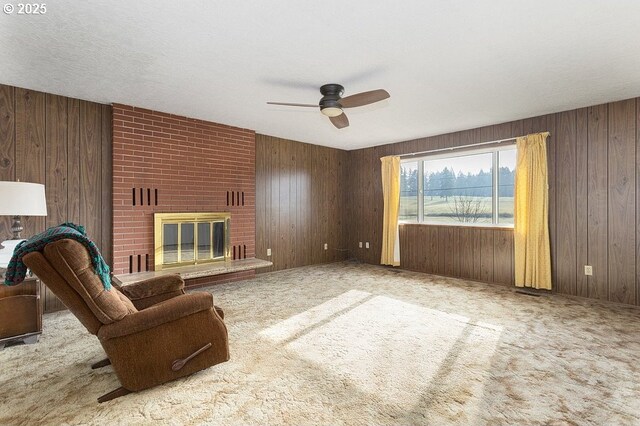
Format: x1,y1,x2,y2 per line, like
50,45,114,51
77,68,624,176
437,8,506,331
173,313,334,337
154,212,231,270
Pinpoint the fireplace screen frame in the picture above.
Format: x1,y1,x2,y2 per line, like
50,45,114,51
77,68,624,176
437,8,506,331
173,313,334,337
154,212,231,270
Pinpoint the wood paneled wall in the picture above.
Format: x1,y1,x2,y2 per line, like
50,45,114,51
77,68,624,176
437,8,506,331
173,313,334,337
256,134,349,272
0,84,112,312
347,97,640,306
400,224,514,285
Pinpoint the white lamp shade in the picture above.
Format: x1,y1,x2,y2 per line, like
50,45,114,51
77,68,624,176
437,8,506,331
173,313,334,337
0,181,47,216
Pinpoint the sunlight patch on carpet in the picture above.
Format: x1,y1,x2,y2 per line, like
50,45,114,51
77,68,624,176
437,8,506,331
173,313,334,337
263,291,503,411
260,289,372,343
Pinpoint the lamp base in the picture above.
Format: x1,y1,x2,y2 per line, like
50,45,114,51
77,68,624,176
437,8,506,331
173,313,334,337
10,215,23,240
0,239,25,268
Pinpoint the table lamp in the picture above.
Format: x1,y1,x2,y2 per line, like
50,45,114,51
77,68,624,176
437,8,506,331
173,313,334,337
0,181,47,265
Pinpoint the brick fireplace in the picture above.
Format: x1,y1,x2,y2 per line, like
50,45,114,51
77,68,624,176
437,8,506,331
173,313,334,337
112,104,256,286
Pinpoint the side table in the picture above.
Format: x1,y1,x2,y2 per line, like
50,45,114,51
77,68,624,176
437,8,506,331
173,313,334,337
0,274,42,350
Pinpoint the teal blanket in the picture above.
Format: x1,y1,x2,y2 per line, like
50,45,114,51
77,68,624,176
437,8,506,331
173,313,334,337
3,223,111,290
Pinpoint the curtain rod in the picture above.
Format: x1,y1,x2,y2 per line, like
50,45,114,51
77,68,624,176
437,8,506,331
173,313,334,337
399,132,550,159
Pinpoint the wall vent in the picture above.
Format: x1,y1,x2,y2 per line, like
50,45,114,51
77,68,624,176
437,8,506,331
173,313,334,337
132,187,159,206
129,253,151,273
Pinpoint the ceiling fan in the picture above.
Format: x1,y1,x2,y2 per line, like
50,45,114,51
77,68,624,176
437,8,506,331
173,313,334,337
267,84,390,129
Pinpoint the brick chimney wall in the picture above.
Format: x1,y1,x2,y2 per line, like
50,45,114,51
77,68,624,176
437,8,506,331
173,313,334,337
112,104,255,285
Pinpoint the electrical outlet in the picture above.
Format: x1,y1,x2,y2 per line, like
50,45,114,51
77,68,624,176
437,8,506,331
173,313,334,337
365,242,370,249
584,265,593,276
359,242,363,248
324,243,328,250
267,248,271,257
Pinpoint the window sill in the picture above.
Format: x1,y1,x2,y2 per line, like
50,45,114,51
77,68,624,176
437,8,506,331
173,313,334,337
399,222,514,231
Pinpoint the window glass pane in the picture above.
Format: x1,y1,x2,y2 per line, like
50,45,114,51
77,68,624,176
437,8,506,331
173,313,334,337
213,222,225,258
498,149,516,224
197,222,211,260
163,223,178,264
181,223,194,262
424,152,493,224
399,161,418,221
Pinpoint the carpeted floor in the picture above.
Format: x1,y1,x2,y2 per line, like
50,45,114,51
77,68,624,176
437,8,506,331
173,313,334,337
1,261,639,425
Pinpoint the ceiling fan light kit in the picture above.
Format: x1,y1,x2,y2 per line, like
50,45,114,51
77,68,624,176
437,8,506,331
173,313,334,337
267,83,390,129
321,107,343,117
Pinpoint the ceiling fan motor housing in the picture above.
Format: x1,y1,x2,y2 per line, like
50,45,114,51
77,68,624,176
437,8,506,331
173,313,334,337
319,83,344,116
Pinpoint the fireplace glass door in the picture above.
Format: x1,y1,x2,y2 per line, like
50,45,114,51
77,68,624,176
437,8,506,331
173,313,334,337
154,213,231,269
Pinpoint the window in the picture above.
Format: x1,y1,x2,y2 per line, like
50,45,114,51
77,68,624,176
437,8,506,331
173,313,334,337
400,145,516,226
399,161,419,221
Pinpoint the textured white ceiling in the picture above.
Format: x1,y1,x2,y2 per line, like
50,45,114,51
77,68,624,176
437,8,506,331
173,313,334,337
2,1,640,150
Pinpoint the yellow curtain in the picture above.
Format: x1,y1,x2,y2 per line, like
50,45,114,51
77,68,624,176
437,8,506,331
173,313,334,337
514,132,551,289
380,155,400,266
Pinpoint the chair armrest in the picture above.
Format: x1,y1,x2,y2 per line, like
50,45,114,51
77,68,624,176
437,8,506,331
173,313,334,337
97,292,213,340
117,274,185,301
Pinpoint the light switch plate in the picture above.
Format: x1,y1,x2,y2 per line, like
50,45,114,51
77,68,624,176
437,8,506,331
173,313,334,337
584,265,593,276
359,242,363,248
267,248,271,257
365,242,370,249
324,243,328,250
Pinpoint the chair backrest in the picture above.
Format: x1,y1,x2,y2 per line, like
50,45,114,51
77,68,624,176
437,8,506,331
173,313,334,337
23,239,137,335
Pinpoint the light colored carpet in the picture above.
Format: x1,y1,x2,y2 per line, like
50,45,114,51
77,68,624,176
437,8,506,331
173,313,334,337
1,262,639,425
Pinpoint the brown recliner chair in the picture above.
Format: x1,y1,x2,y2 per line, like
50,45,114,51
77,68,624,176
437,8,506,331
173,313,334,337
23,239,230,403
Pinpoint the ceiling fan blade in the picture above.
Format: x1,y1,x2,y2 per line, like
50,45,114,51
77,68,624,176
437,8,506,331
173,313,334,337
330,112,349,129
340,89,390,108
267,102,318,108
